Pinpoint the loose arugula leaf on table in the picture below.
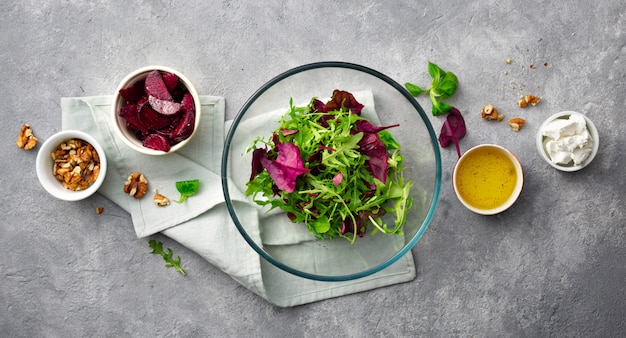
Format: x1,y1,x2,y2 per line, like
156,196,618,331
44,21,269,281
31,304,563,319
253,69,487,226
174,179,199,203
405,62,458,116
148,240,186,276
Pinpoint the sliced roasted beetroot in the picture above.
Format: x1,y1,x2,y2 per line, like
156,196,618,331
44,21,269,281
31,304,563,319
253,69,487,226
117,103,137,116
156,125,176,138
118,69,197,152
139,105,171,130
136,96,149,110
118,104,148,135
142,133,171,152
134,128,146,141
144,70,173,101
170,110,195,143
170,82,189,102
118,80,145,102
180,93,195,113
162,72,179,91
148,95,182,116
125,121,138,133
157,115,182,138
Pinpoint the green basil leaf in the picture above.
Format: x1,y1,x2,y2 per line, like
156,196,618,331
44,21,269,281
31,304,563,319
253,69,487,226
176,179,199,195
174,179,200,203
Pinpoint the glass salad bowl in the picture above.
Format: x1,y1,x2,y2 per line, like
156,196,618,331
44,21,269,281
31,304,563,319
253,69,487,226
222,61,442,281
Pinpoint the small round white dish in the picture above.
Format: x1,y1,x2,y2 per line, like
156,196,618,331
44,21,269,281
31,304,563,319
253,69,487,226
112,65,201,155
453,144,524,215
536,111,599,172
36,130,107,201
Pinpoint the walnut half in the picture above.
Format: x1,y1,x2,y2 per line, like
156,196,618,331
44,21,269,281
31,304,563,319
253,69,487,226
123,172,148,199
16,124,38,150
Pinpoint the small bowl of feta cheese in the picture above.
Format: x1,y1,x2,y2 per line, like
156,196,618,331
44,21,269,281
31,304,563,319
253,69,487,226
536,111,599,172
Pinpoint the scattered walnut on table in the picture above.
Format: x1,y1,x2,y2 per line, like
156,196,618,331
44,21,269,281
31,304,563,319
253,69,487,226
517,94,541,108
123,172,148,199
480,104,504,121
52,138,100,191
96,207,104,214
16,124,38,150
508,117,526,131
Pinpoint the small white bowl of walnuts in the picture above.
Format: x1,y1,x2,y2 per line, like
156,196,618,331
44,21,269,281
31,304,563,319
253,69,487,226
36,130,107,201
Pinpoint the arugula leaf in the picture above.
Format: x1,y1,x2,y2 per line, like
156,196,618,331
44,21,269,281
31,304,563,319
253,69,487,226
174,179,199,203
148,240,186,276
405,62,459,116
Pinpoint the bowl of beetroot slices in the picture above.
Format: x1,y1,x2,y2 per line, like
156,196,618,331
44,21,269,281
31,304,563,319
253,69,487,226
222,62,442,281
112,66,201,155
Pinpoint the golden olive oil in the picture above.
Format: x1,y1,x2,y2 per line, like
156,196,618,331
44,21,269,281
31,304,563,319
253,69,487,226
455,147,517,210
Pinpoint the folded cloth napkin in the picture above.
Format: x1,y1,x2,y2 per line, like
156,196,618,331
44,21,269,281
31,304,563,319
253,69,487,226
60,94,416,307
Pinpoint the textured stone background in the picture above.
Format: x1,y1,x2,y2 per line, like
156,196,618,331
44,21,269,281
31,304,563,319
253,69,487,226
1,0,624,336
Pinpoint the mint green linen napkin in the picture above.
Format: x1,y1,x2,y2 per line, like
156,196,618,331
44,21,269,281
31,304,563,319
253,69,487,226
60,95,415,307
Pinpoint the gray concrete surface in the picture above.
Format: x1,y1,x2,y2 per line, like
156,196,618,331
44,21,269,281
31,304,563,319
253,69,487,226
2,0,625,336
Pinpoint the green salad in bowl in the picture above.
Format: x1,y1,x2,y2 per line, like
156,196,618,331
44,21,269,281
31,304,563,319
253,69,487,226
246,90,413,243
222,62,441,281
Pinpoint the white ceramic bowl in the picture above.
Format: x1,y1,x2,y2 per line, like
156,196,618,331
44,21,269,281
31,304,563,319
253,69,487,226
536,111,599,172
36,130,107,201
453,144,524,215
112,65,201,155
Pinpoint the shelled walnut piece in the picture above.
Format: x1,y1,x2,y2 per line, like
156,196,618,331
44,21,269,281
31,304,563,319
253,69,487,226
52,139,101,191
481,104,504,121
508,117,526,131
518,95,541,108
16,124,38,150
153,189,170,206
124,172,148,199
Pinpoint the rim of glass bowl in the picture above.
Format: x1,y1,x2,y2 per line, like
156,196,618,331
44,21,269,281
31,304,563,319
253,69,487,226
221,61,442,281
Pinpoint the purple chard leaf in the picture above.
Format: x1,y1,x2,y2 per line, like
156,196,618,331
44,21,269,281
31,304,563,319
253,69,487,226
437,107,466,158
259,143,310,193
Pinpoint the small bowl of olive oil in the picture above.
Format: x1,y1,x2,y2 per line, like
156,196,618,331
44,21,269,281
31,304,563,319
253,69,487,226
453,144,524,215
